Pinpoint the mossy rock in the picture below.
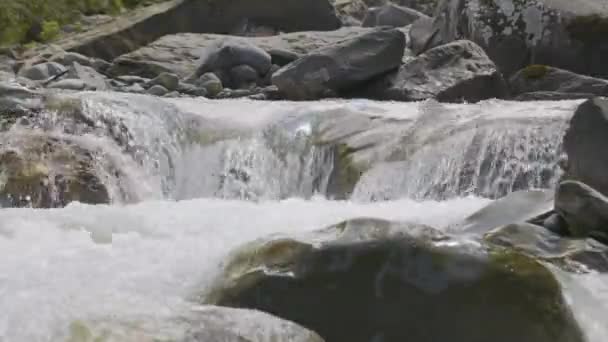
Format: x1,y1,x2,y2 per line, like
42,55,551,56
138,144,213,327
521,64,551,79
319,142,364,199
205,218,585,342
0,134,111,208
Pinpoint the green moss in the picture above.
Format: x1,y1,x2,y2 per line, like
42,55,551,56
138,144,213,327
566,14,608,43
40,20,60,42
521,64,550,79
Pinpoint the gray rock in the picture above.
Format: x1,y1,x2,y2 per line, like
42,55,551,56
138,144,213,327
272,28,406,100
116,75,149,85
262,64,281,86
147,84,169,96
362,3,429,28
65,62,109,91
485,222,608,273
196,73,223,97
50,52,92,67
192,39,272,80
451,189,554,234
509,65,608,97
427,0,608,78
206,218,585,342
164,91,181,97
47,79,87,91
177,82,208,97
107,28,375,79
361,40,508,102
91,59,111,74
229,64,259,89
25,0,339,63
149,72,180,91
19,62,67,81
555,180,608,243
408,17,436,54
122,83,146,94
562,98,608,196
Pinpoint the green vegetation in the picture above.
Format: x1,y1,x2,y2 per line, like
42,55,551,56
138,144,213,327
0,0,157,46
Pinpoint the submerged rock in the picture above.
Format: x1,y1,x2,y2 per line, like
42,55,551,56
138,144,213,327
272,28,405,100
428,0,608,78
206,218,584,342
362,40,508,102
509,65,608,97
555,180,608,243
563,98,608,196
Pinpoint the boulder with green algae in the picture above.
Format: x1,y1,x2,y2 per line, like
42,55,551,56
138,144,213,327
0,134,111,208
510,65,608,98
205,218,585,342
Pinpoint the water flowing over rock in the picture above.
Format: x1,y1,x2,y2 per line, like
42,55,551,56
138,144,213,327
205,218,585,342
427,0,608,78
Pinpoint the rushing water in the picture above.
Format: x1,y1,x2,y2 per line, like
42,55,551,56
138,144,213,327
0,94,606,341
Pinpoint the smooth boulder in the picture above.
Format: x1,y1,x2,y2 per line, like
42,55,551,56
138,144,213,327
206,218,584,342
562,98,608,196
18,62,67,81
191,39,272,81
510,65,608,97
427,0,608,78
272,28,406,100
149,72,180,91
63,62,109,91
555,180,608,243
362,40,508,102
362,3,429,28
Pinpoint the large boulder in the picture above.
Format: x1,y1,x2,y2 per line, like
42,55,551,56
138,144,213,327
426,0,608,78
361,40,508,102
107,27,375,79
206,218,584,342
562,98,608,196
509,65,608,97
56,62,109,91
555,180,608,243
272,28,406,100
22,0,341,62
362,3,429,28
0,133,112,208
18,62,67,81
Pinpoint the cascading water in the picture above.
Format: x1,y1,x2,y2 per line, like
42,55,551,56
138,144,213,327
1,93,607,342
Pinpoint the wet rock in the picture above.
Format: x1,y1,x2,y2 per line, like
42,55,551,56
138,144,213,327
0,134,111,208
452,189,554,234
116,75,150,85
230,65,259,89
362,3,429,28
18,62,67,81
362,40,508,102
262,65,281,86
0,82,43,114
91,59,112,74
509,65,608,97
485,222,608,273
177,82,208,97
107,28,375,79
408,17,436,54
196,72,223,98
149,72,180,91
562,98,608,196
64,62,109,91
428,0,608,78
147,84,169,96
272,28,406,100
206,218,585,342
555,180,608,243
122,83,146,94
191,39,272,81
47,79,87,91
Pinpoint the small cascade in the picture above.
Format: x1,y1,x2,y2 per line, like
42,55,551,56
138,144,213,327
353,117,568,201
